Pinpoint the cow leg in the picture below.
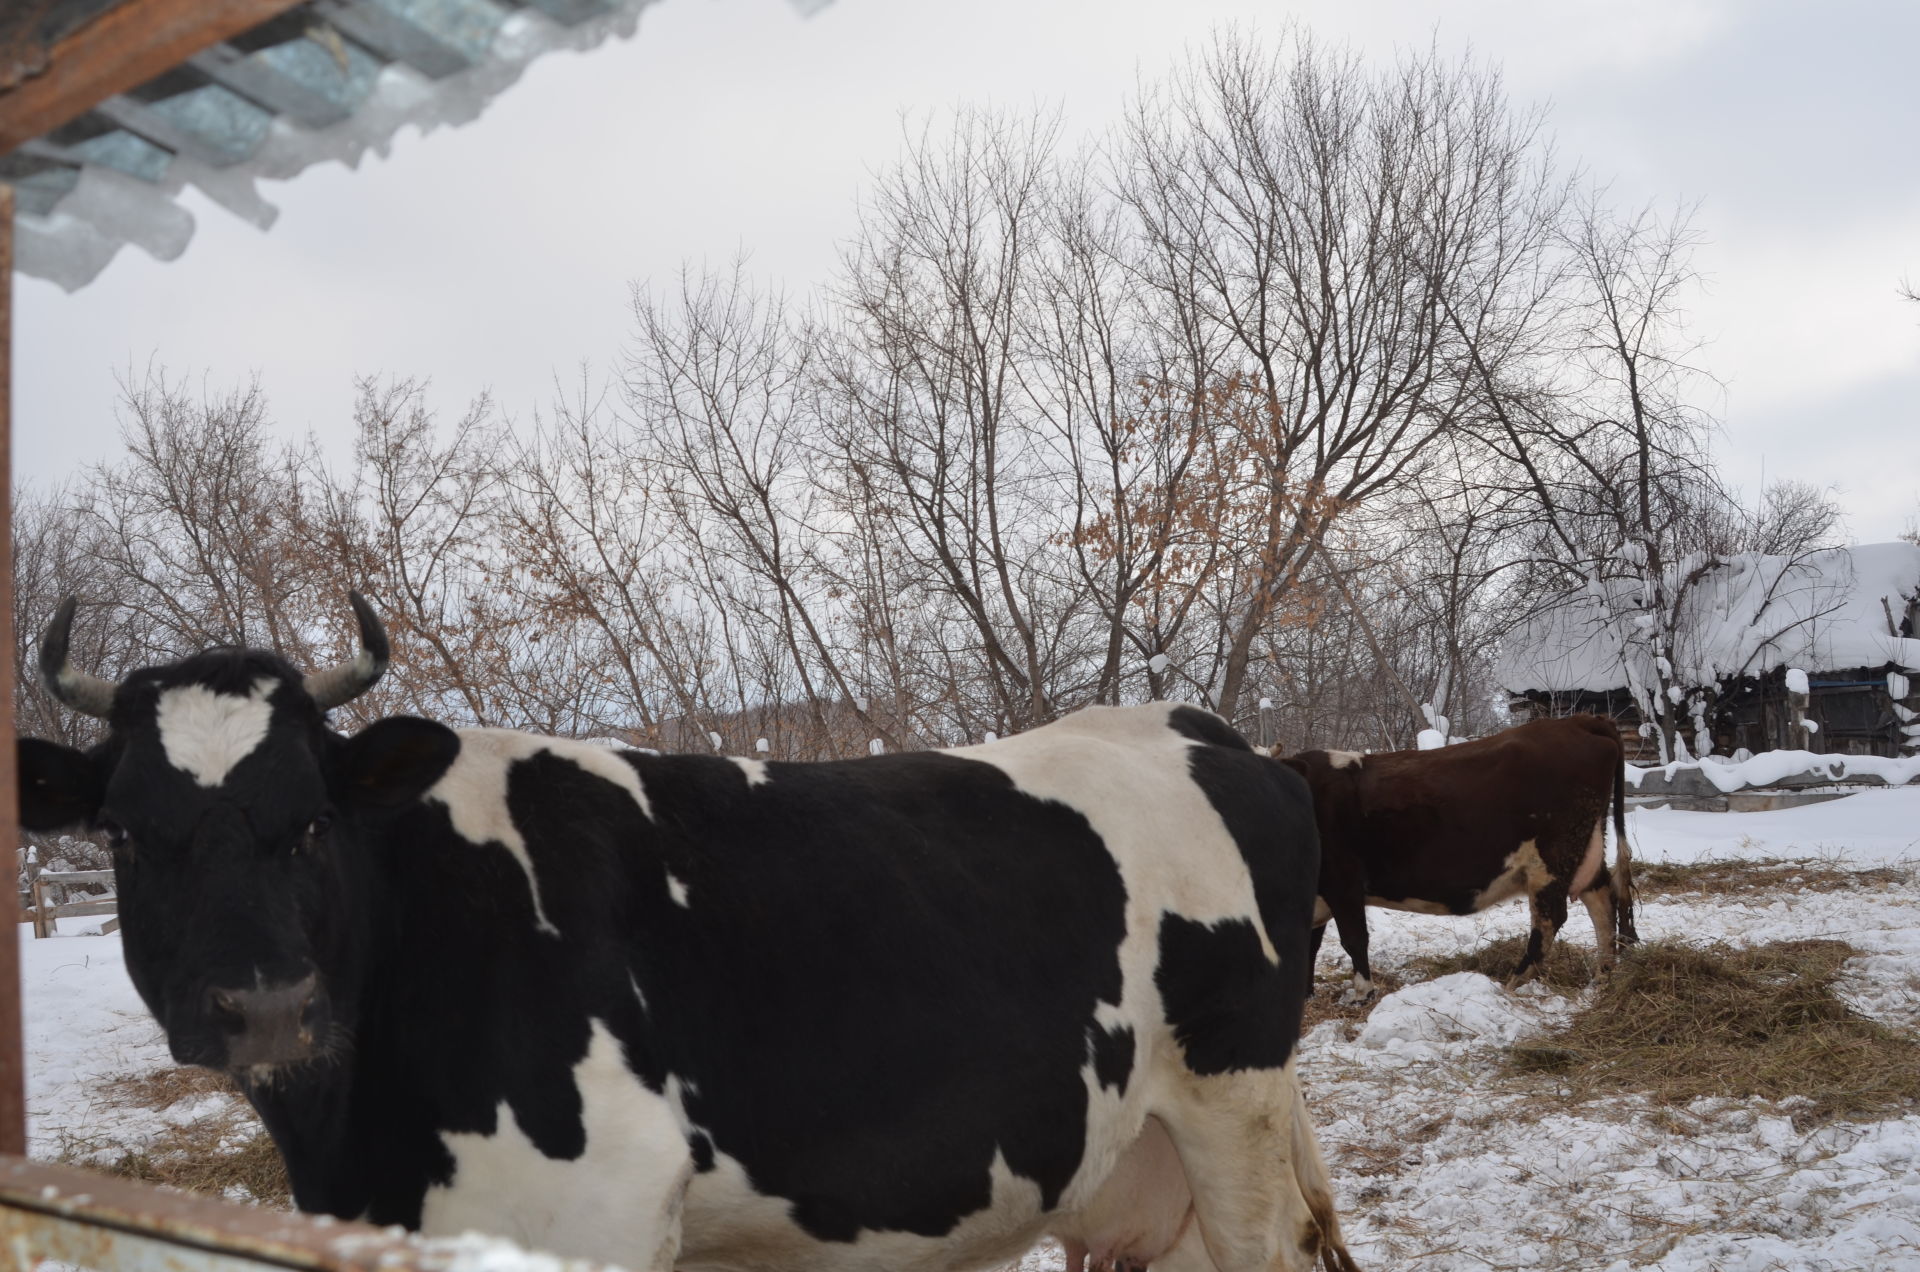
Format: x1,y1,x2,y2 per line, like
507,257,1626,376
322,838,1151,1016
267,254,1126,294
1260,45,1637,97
1613,834,1640,949
1158,1067,1358,1272
1307,897,1373,1003
1305,921,1327,999
1511,884,1568,988
1581,861,1618,975
1325,893,1374,1002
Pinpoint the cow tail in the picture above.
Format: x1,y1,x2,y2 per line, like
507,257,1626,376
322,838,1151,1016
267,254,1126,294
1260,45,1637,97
1612,731,1639,947
1290,1086,1361,1272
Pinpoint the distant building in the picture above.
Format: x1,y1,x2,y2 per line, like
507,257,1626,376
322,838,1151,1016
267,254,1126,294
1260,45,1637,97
1500,541,1920,760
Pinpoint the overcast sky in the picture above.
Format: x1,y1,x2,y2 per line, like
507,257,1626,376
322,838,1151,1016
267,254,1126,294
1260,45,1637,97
16,0,1920,539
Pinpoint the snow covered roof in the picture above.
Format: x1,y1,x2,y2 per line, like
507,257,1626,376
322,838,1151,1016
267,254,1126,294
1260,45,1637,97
1499,541,1920,695
2,0,827,291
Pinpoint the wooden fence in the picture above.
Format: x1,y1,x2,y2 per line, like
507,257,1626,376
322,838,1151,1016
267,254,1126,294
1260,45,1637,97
21,867,116,939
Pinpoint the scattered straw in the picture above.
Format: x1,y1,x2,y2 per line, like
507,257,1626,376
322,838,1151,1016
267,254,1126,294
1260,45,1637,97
94,1124,291,1206
1410,935,1597,992
1301,970,1407,1035
99,1066,233,1110
1508,938,1920,1122
1634,857,1909,899
61,1067,290,1207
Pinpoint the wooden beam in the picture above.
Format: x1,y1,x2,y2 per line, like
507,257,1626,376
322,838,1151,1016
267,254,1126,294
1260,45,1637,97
0,180,23,1157
0,0,307,156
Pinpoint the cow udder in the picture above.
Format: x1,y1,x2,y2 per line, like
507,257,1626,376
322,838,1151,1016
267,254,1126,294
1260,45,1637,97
1052,1116,1194,1271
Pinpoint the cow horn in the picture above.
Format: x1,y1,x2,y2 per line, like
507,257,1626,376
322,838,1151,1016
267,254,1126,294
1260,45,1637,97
303,591,390,711
39,596,120,719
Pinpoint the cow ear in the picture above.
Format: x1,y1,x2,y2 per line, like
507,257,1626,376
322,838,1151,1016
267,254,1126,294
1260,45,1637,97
336,717,460,809
18,739,105,832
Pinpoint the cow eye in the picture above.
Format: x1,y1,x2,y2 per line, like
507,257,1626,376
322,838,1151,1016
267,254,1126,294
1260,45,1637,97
99,818,131,854
304,812,334,847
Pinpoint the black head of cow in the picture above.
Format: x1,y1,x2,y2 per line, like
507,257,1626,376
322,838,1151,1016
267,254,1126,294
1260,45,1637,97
16,594,460,1076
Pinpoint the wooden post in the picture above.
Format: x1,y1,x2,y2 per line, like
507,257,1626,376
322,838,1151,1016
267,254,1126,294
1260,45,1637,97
0,180,25,1157
1788,687,1811,752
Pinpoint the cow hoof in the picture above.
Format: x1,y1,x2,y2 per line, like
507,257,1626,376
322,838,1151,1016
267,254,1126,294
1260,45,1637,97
1337,984,1375,1006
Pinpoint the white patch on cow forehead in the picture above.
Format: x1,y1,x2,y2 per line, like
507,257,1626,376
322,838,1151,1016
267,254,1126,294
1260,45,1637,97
155,677,280,788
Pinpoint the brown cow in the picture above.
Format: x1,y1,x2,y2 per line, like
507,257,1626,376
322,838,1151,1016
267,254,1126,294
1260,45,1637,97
1280,714,1638,996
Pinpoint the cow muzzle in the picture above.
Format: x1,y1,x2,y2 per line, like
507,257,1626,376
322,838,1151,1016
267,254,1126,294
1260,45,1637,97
202,974,325,1070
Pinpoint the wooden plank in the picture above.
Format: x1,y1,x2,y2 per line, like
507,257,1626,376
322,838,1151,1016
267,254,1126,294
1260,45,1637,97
0,0,308,156
0,182,22,1154
37,869,114,885
47,901,118,920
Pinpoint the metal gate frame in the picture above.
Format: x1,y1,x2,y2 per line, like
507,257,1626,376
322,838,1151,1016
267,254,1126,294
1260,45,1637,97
0,16,618,1264
0,178,611,1272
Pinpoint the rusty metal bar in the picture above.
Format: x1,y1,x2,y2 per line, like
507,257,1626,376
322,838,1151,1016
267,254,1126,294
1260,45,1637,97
0,1156,399,1272
0,179,23,1160
0,1155,610,1272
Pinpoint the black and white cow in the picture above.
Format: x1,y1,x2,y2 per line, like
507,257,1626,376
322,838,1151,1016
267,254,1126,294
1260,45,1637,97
16,595,1356,1272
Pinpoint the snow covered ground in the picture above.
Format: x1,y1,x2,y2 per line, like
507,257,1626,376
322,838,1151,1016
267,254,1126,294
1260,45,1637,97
1303,786,1920,1272
21,786,1920,1270
19,921,187,1161
1025,787,1920,1272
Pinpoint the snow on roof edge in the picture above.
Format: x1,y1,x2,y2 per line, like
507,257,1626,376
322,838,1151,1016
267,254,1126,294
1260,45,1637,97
1498,541,1920,695
16,0,828,290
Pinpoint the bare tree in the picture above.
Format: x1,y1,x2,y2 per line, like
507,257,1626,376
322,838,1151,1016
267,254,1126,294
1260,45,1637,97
11,485,127,747
33,32,1836,761
1479,196,1858,758
84,372,328,664
494,378,700,741
826,108,1078,734
300,378,518,727
1113,28,1560,724
627,265,909,754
